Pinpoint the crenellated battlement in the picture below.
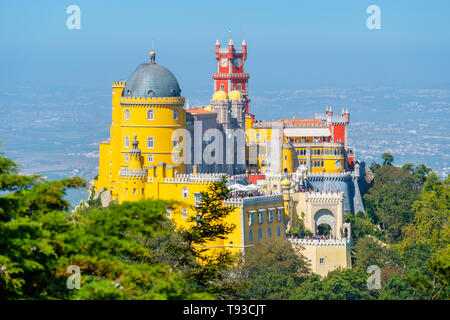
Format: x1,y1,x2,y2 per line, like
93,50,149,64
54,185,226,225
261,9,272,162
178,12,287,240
163,172,226,184
252,120,328,129
113,81,126,87
265,172,288,179
223,198,244,207
307,171,351,181
120,96,185,107
223,194,283,206
306,190,344,202
288,237,349,246
119,168,148,179
315,112,348,124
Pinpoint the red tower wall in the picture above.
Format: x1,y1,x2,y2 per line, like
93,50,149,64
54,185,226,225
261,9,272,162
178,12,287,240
332,124,346,144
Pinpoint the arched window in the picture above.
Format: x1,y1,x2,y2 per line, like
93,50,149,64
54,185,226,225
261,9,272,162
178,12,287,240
147,109,154,120
124,136,129,148
182,208,187,219
173,108,178,120
249,230,253,242
182,187,188,199
125,109,130,120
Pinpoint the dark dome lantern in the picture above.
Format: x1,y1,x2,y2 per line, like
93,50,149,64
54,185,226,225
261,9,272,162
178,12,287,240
122,51,181,98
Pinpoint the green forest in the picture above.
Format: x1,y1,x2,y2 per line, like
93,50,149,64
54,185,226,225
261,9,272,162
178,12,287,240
0,148,448,300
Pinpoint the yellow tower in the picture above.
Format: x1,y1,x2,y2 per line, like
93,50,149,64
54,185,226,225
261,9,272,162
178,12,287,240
95,50,187,202
118,134,147,203
282,146,294,173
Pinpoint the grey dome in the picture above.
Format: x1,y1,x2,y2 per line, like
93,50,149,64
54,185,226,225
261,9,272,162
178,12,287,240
123,62,181,98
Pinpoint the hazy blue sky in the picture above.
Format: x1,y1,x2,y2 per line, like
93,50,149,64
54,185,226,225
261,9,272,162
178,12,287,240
1,0,449,96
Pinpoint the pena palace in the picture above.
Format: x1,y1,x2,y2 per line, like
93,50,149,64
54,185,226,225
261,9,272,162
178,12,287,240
85,38,368,276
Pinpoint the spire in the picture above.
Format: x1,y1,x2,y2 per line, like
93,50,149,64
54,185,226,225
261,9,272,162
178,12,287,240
216,39,220,46
130,134,141,160
242,39,246,46
132,134,139,149
149,40,156,64
228,38,233,46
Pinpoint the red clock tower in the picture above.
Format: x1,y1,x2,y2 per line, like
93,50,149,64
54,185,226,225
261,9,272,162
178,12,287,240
213,39,252,115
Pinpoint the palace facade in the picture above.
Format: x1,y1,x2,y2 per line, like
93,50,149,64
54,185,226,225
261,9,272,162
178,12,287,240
90,39,365,276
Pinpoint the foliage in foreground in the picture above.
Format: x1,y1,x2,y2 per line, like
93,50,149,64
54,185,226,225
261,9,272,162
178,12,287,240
1,149,448,300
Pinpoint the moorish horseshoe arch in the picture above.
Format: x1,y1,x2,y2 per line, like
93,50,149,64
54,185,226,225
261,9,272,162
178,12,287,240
314,209,336,236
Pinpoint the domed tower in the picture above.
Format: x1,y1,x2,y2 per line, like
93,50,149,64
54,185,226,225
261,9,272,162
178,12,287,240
118,134,147,203
119,49,187,170
210,90,230,130
95,49,186,201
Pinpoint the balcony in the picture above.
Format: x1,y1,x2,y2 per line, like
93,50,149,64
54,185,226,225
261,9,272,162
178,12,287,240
212,73,250,79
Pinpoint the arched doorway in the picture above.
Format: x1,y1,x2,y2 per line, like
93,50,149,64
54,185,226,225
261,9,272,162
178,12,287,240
314,209,335,237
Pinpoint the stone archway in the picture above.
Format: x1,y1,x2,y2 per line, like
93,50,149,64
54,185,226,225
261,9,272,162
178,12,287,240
314,209,335,236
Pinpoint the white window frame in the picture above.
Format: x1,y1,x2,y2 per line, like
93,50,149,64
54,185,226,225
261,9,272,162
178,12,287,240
258,211,265,224
125,109,130,121
249,212,255,226
147,137,154,149
182,208,188,219
268,209,274,222
182,187,188,199
148,154,153,163
124,136,129,148
277,208,283,221
194,193,201,206
166,209,171,218
173,108,179,120
147,109,154,121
